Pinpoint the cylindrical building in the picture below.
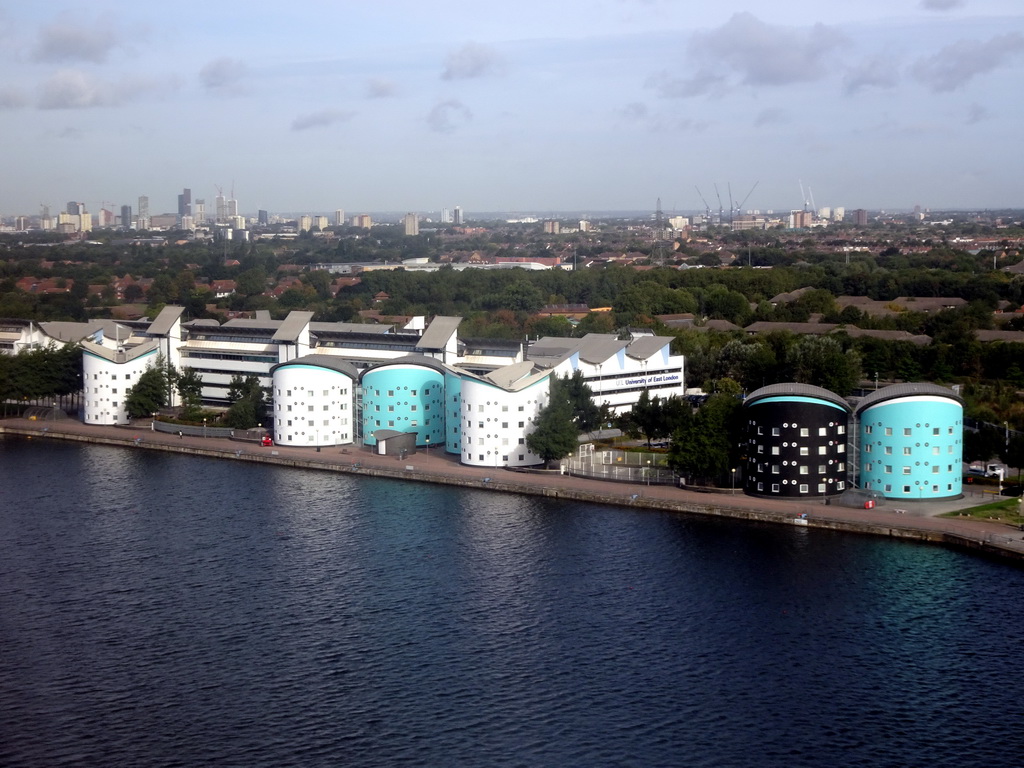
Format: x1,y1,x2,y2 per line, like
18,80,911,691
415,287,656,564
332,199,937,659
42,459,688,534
271,355,358,447
855,383,963,500
360,356,447,448
743,383,852,499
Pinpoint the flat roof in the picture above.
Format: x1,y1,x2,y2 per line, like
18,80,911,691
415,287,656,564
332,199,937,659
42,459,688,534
855,382,963,413
272,311,314,343
147,305,185,336
270,354,360,378
417,315,462,351
746,382,851,411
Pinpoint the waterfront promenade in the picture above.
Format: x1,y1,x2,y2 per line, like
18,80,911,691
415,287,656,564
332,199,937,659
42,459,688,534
3,416,1023,564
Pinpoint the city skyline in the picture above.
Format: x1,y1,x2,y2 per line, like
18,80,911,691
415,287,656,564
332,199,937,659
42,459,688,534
1,1,1022,216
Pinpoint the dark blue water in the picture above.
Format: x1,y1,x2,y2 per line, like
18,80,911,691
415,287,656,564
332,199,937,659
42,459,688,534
2,437,1023,767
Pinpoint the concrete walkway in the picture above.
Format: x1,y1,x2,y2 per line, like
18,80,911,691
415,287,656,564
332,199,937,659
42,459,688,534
4,416,1023,563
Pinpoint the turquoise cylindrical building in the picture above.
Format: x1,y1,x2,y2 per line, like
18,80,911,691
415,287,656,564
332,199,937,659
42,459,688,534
855,383,964,500
359,356,447,447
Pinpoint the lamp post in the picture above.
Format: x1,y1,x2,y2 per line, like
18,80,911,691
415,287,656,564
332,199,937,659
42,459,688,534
315,428,320,452
203,417,207,439
731,467,736,494
822,477,827,505
646,460,651,486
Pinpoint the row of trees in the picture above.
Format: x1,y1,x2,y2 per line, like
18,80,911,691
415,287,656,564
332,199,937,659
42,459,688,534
0,345,82,413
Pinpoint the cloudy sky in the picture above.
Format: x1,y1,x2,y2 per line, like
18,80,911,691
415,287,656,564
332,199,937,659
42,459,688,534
1,1,1022,217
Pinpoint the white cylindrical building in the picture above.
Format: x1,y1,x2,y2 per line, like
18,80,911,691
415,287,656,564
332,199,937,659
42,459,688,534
271,355,358,447
81,342,161,426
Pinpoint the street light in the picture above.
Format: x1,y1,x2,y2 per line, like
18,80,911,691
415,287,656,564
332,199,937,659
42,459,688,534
646,460,651,486
822,477,828,505
731,467,736,494
203,417,207,439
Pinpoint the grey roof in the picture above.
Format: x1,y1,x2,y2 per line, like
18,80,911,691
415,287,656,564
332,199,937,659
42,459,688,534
39,320,108,343
576,334,630,365
186,319,221,327
270,354,359,378
273,311,314,343
147,305,185,336
855,382,963,413
837,327,932,346
744,322,838,335
223,318,283,330
255,310,272,320
745,382,851,411
484,361,541,389
527,337,579,362
975,329,1024,343
416,315,462,351
625,335,671,360
362,354,452,377
80,338,160,363
310,321,393,336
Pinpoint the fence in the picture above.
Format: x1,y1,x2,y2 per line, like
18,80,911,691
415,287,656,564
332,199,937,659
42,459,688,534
152,419,265,442
562,444,677,485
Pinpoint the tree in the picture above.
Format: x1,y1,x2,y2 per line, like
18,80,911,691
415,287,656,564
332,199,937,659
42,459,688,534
527,380,580,465
668,393,742,486
176,366,204,421
785,335,861,396
124,362,169,419
562,370,601,434
224,374,268,429
617,389,667,447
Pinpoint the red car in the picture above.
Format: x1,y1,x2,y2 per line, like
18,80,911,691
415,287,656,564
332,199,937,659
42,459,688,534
261,436,273,446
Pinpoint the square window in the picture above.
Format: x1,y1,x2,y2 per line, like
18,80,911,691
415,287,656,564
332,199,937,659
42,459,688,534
885,446,892,455
818,464,826,473
885,465,893,474
865,425,873,434
837,481,845,490
904,428,912,436
800,446,809,456
885,484,892,492
799,465,808,475
757,426,764,435
837,425,845,435
799,484,809,493
800,428,809,437
757,445,764,454
818,446,827,455
903,466,911,475
903,485,911,493
838,444,845,453
903,447,912,455
885,427,893,436
933,428,940,435
818,427,827,436
932,446,940,455
932,466,940,474
865,445,872,453
771,465,780,474
757,482,764,492
771,427,780,436
771,483,780,492
817,483,826,493
771,446,779,455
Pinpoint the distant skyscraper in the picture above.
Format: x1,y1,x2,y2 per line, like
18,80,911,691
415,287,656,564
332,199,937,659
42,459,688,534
313,215,329,231
353,214,372,229
453,206,464,226
854,208,868,226
441,207,452,224
193,199,206,224
138,196,149,229
258,209,269,225
215,194,227,222
177,188,192,218
543,220,560,234
120,205,132,228
67,201,85,216
833,207,845,222
334,209,345,226
403,213,419,236
227,198,238,217
298,215,313,233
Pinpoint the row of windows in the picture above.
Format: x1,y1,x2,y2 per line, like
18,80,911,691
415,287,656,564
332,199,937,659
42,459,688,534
755,443,845,456
865,425,956,436
864,463,956,474
756,481,847,493
280,419,349,427
279,388,350,396
865,444,957,455
755,425,845,437
756,463,846,475
864,483,955,493
184,352,278,363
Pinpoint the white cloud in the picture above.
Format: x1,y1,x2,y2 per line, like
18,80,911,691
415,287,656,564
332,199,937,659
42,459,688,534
441,43,503,80
32,15,122,64
427,99,472,132
617,102,648,121
965,102,989,124
688,13,848,88
0,86,30,109
754,107,787,127
366,78,397,98
38,70,114,109
291,109,356,131
921,0,965,10
199,57,247,90
843,53,901,95
912,33,1024,92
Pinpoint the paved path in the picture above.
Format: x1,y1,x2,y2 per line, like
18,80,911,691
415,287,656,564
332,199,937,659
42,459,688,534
5,416,1023,561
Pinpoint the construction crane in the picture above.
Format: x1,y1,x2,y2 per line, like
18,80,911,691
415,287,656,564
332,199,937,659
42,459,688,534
694,186,712,219
733,181,759,217
713,183,724,224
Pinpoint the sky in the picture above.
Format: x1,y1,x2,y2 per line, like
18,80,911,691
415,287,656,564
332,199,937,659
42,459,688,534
1,1,1023,217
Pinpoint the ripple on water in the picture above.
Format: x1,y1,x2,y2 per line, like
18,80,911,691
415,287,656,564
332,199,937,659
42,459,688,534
1,438,1023,767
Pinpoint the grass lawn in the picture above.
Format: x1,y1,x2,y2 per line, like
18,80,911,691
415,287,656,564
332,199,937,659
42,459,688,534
942,497,1024,527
